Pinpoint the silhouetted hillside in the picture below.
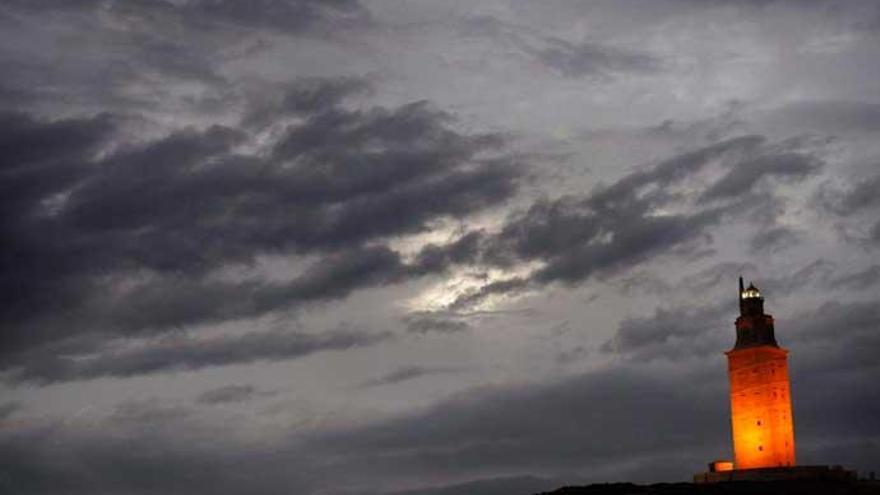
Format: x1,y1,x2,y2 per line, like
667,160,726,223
537,480,880,495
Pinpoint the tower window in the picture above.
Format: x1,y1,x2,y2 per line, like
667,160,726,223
756,420,761,426
758,446,763,451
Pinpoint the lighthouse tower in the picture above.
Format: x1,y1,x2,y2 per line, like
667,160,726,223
694,278,855,483
726,277,795,469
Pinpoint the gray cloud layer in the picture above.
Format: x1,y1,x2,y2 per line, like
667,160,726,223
425,135,825,309
197,384,275,404
0,77,524,377
10,327,390,384
5,312,876,495
3,0,880,493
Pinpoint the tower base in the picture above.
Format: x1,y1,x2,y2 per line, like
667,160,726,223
693,465,857,484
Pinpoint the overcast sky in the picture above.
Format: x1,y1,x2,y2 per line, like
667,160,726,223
1,1,880,493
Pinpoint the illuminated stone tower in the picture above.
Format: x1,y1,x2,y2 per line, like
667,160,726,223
726,277,796,469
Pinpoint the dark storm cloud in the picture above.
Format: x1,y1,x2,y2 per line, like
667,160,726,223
1,0,371,35
781,300,880,454
797,300,880,343
530,38,659,79
815,171,880,246
0,111,116,173
0,402,21,420
0,405,320,495
676,262,754,295
584,257,866,365
109,398,195,425
308,366,732,485
819,171,880,215
600,283,880,380
263,104,517,251
789,299,880,376
54,102,514,269
440,135,824,309
0,367,724,493
447,277,531,311
830,265,880,290
2,122,247,352
174,0,371,34
244,77,372,128
1,0,877,492
755,259,834,295
768,101,880,133
10,327,390,384
600,303,730,362
1,80,524,369
459,15,659,80
750,226,801,254
410,231,486,275
3,306,880,495
197,384,275,404
364,314,856,482
592,135,766,200
0,48,219,114
0,4,225,112
85,245,407,334
403,308,539,335
870,221,880,243
610,260,854,373
529,207,722,286
0,0,372,116
672,0,839,7
359,365,454,388
699,150,821,202
0,0,101,12
404,313,472,335
1,111,118,340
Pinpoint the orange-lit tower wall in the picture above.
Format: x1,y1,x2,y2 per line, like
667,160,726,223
726,278,795,469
